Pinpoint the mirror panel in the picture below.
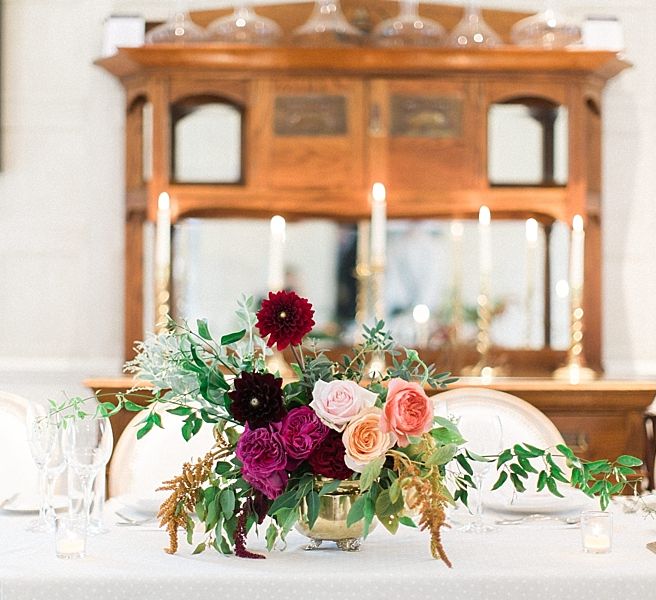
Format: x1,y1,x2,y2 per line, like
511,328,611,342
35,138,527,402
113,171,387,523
172,102,242,184
170,218,570,353
488,101,568,186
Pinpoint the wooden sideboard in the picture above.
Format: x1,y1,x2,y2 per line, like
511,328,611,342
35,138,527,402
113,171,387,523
86,377,656,475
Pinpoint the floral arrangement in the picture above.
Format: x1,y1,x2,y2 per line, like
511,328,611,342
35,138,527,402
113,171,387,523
111,291,641,565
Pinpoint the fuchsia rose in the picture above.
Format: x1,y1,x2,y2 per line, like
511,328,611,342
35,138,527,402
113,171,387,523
309,379,378,432
380,378,435,447
279,406,329,462
236,425,288,499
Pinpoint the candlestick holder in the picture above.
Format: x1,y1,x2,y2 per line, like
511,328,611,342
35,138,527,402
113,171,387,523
462,292,507,379
154,265,171,333
265,348,295,382
553,286,598,381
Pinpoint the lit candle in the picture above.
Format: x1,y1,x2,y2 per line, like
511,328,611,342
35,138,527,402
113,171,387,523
525,218,538,347
155,192,171,270
583,533,611,552
570,215,585,291
478,205,492,287
581,510,612,554
412,304,430,347
370,183,387,267
268,215,286,291
356,221,370,270
450,221,464,341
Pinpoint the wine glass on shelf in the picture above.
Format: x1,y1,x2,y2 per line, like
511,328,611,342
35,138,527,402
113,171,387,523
457,413,503,533
62,416,113,531
25,401,58,532
145,0,207,45
292,0,364,47
447,2,501,49
510,2,581,49
372,0,446,48
207,4,282,45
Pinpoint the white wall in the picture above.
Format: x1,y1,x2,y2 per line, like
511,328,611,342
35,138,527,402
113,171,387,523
1,0,654,402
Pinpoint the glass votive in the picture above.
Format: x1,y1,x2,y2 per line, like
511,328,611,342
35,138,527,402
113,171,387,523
55,516,87,559
580,511,612,554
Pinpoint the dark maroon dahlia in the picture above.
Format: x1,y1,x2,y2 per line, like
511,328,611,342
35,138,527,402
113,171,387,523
228,372,285,428
255,290,315,350
307,430,353,481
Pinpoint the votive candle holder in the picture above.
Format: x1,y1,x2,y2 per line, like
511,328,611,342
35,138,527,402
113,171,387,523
580,511,612,554
55,515,87,559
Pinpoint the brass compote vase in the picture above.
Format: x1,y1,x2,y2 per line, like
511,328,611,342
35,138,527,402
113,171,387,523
296,479,376,551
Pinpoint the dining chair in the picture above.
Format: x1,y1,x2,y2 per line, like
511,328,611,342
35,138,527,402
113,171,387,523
643,409,656,490
108,408,216,498
436,387,566,449
0,391,40,501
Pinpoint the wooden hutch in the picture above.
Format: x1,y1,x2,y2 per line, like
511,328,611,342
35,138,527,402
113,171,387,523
94,1,656,466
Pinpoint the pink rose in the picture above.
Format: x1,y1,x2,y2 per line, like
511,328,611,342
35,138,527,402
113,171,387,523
342,407,396,473
380,378,434,447
309,380,377,432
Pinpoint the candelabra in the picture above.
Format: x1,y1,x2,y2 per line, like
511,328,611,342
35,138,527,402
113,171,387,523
154,265,171,334
553,286,597,382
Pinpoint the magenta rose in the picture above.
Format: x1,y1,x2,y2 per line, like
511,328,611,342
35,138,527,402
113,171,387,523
236,425,288,499
307,430,354,480
280,406,329,463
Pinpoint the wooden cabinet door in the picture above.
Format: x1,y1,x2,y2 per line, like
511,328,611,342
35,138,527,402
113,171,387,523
368,79,480,195
252,78,366,194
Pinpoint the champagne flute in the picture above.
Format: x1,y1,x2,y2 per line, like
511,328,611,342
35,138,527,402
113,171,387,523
62,417,113,529
25,401,58,532
457,413,503,533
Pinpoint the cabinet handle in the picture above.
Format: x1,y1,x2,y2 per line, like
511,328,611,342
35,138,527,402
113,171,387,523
563,432,589,454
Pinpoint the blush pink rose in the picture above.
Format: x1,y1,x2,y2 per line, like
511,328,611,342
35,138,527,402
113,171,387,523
342,407,396,473
309,380,378,432
380,378,434,447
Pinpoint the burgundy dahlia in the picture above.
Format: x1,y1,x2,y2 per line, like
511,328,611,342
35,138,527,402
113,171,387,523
279,406,329,461
228,372,285,428
256,290,315,350
307,430,353,480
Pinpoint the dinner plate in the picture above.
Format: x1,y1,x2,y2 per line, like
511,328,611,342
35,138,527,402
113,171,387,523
485,485,592,516
0,494,68,514
114,494,164,517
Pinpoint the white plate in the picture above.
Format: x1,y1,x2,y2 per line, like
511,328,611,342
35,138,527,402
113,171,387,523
485,486,592,516
114,494,164,517
0,494,68,514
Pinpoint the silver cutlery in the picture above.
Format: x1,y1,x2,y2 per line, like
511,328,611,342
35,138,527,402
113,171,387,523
114,511,158,526
0,493,19,510
496,513,580,526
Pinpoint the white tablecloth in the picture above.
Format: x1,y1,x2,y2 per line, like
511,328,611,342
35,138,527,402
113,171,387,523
2,503,656,600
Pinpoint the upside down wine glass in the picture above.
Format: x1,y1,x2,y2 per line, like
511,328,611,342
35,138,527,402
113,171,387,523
447,1,501,49
457,414,503,533
510,1,581,48
292,0,364,47
144,0,206,44
62,417,113,530
207,4,282,45
372,1,446,48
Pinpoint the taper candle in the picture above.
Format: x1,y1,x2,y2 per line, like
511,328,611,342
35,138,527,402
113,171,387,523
370,183,387,267
268,215,286,291
155,192,171,269
478,205,492,284
525,218,538,346
570,214,585,290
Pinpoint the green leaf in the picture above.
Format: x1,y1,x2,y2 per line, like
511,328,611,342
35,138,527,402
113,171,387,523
360,456,385,492
192,542,206,555
616,455,643,468
456,453,474,476
206,496,220,530
399,516,417,528
556,444,576,460
318,479,342,496
150,412,163,429
389,479,401,504
220,489,236,519
196,319,212,341
537,470,548,491
346,495,367,527
266,523,278,551
510,473,526,493
510,463,528,479
123,400,145,412
546,477,564,498
136,420,154,440
167,406,193,417
496,449,513,469
491,470,508,491
269,490,299,516
214,461,233,475
518,456,538,474
220,330,246,346
427,443,457,466
363,495,376,537
306,491,320,530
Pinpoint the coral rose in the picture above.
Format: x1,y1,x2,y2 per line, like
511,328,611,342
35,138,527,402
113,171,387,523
310,379,378,432
342,407,396,473
380,378,435,447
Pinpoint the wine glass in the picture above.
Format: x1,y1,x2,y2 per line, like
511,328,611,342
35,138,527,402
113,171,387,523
207,4,282,45
447,2,501,49
43,428,66,530
62,417,113,529
25,401,58,532
510,2,581,49
292,0,364,47
457,413,503,533
372,1,446,48
145,0,207,45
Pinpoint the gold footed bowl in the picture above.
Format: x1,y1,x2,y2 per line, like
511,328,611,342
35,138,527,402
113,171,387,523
296,479,376,552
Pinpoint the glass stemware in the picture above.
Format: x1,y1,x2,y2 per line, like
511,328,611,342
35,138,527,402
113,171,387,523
25,402,58,532
292,0,364,47
62,417,113,530
372,1,446,48
43,429,66,529
145,0,207,45
207,4,282,45
457,414,503,533
510,2,581,49
447,2,501,49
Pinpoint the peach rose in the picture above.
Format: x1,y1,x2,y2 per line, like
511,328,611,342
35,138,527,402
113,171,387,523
342,407,396,473
380,378,434,447
310,379,377,432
